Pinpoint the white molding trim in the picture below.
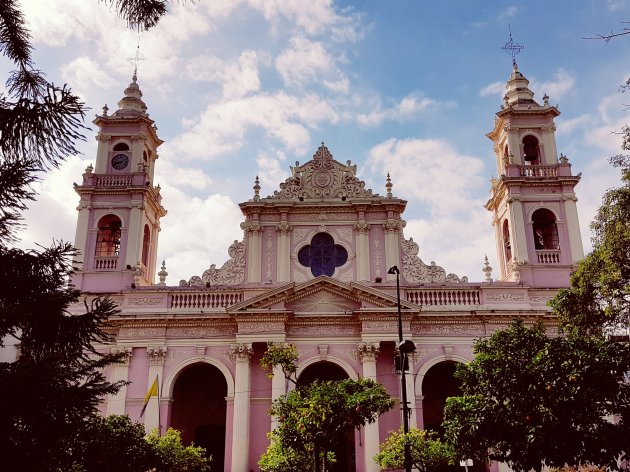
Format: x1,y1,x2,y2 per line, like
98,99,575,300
162,356,235,399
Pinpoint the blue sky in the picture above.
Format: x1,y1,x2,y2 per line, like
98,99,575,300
10,0,630,284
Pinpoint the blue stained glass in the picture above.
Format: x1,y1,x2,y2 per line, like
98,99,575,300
298,233,348,277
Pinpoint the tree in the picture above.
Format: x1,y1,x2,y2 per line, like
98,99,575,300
66,415,156,472
374,427,455,472
442,320,630,472
550,155,630,335
0,1,189,469
258,343,396,472
147,427,213,472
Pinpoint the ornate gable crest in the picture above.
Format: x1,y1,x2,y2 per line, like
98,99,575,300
271,143,375,200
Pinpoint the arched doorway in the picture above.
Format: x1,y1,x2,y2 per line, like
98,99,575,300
422,361,486,472
170,363,227,470
297,361,355,472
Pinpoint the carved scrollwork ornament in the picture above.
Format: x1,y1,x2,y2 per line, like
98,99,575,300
400,235,467,283
182,240,246,287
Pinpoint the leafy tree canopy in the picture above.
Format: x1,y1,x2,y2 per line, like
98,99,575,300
259,343,395,472
374,427,455,472
551,155,630,334
442,320,630,472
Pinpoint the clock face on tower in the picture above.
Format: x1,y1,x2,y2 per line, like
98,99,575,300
111,153,129,170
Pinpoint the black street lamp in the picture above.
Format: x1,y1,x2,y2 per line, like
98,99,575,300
387,265,415,472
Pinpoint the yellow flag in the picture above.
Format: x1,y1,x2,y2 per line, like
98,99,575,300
139,375,159,418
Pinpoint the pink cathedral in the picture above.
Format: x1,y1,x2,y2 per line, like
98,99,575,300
69,64,584,472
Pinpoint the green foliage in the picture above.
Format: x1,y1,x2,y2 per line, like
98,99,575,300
551,155,630,334
260,377,395,471
374,427,455,472
147,427,212,472
442,320,630,472
67,415,156,472
260,342,298,381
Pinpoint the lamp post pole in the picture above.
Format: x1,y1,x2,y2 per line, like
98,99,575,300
388,265,411,472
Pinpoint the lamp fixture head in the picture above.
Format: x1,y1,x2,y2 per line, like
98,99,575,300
387,266,400,275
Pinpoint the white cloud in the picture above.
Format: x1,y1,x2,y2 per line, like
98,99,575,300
530,69,575,101
357,93,441,127
154,161,213,191
607,0,629,11
247,0,363,40
256,151,290,195
479,81,504,97
60,57,117,101
366,138,485,215
275,35,349,91
498,6,519,19
187,50,269,99
156,188,244,283
15,155,92,249
557,114,591,135
164,92,339,161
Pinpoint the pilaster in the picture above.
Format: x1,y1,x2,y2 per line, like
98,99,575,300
276,212,292,282
243,220,262,283
563,196,584,263
144,346,166,433
270,364,286,431
354,220,371,281
358,343,380,472
507,197,528,264
106,346,132,416
383,220,402,281
230,343,253,472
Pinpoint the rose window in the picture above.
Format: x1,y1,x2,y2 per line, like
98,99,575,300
298,233,348,277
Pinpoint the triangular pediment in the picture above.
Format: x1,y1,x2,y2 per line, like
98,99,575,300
227,276,418,313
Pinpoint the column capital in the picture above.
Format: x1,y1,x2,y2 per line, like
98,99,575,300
112,346,133,365
357,342,379,361
230,343,253,362
146,346,167,365
276,221,292,234
353,222,370,234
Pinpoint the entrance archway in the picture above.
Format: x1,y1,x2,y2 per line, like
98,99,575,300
170,363,227,470
422,361,486,472
297,361,356,472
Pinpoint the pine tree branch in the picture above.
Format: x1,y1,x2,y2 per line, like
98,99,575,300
0,0,33,66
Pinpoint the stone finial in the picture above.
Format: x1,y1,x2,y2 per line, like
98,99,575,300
543,93,550,105
559,153,569,164
483,255,493,282
385,172,393,198
102,104,109,116
253,175,260,201
158,260,168,286
85,163,93,174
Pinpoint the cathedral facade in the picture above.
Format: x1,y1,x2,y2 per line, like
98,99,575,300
69,65,584,472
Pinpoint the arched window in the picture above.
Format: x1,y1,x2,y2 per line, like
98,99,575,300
502,220,512,263
523,135,540,165
532,209,559,249
298,233,348,277
95,215,122,257
142,225,150,266
113,142,129,151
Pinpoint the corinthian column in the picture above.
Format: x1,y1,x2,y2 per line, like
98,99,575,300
230,343,253,472
358,342,380,472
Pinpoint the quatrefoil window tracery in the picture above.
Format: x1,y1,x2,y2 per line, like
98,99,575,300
297,233,348,277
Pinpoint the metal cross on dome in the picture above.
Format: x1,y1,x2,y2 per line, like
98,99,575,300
501,25,524,67
127,31,146,77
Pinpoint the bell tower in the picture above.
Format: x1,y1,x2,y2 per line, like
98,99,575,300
71,74,166,292
485,65,584,287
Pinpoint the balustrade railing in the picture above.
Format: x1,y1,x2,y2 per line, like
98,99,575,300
518,165,558,178
405,288,481,306
94,256,118,270
95,174,134,187
170,291,243,309
537,249,561,264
